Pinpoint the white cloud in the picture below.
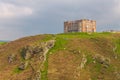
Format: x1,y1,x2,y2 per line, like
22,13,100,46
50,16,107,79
0,2,33,18
113,1,120,15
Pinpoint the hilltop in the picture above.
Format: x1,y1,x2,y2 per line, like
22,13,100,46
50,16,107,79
0,32,120,80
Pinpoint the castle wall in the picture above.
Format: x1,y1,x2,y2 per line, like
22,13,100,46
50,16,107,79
64,19,96,33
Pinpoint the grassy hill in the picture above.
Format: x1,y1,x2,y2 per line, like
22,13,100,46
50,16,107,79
0,32,120,80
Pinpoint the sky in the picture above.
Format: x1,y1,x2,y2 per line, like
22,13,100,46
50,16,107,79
0,0,120,40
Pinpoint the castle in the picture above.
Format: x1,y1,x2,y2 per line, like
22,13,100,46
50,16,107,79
64,19,96,33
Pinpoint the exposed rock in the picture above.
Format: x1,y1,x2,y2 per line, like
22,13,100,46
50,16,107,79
93,54,110,67
19,40,55,80
20,46,29,59
116,73,120,80
18,62,25,70
46,40,55,49
93,54,111,80
32,46,44,54
31,71,41,80
8,54,16,63
25,50,33,60
97,75,104,80
80,54,87,69
21,40,55,60
36,72,41,80
43,40,55,62
18,61,29,70
114,71,120,80
113,46,118,59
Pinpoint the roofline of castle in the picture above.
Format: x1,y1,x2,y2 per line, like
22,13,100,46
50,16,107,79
64,19,96,23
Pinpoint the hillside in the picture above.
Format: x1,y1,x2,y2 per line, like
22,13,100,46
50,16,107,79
0,32,120,80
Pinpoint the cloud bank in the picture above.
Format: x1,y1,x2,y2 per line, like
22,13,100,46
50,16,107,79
0,2,33,18
0,0,120,40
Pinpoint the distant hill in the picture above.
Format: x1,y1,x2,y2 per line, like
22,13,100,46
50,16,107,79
0,32,120,80
0,40,10,42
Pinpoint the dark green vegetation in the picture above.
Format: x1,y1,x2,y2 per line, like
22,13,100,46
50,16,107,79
0,32,120,80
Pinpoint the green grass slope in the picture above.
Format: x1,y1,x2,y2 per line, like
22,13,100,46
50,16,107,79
0,42,6,45
0,32,120,80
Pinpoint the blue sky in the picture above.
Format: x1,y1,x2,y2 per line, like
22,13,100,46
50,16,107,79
0,0,120,40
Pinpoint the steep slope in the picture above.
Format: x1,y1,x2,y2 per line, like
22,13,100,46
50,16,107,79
0,33,120,80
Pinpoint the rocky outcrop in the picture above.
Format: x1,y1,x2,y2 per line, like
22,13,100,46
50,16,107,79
19,40,55,80
8,54,16,63
93,54,111,80
93,54,110,68
80,54,87,69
